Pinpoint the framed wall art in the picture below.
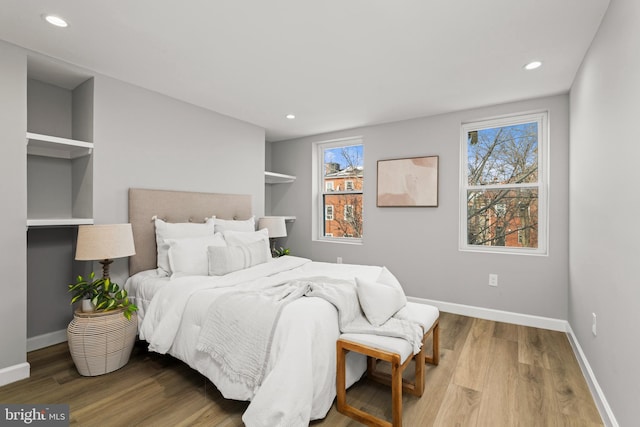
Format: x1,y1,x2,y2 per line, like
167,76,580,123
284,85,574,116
377,155,439,207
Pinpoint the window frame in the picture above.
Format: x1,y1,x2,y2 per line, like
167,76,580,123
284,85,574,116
459,111,548,255
313,136,364,244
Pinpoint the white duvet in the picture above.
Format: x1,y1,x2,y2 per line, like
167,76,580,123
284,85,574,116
125,256,383,426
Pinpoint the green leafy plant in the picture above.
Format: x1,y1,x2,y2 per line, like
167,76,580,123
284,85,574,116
273,247,290,257
68,272,138,320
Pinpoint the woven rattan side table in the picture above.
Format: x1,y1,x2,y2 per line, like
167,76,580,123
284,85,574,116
67,308,138,376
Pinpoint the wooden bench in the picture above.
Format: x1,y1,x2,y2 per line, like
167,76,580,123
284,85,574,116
336,303,439,427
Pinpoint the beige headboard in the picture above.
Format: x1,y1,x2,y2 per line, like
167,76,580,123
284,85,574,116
128,188,253,275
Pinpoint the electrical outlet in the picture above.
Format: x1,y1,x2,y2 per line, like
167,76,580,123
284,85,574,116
488,274,498,287
336,257,343,264
592,313,597,336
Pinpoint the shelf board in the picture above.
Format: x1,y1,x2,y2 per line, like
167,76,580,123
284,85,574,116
261,215,296,223
265,171,296,184
27,218,94,227
27,132,93,159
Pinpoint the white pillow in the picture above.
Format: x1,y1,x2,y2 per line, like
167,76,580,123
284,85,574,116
208,240,269,276
377,267,408,306
213,216,255,233
154,218,215,274
222,228,272,260
355,268,408,326
166,234,226,277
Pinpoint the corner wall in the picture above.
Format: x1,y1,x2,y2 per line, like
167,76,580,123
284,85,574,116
569,0,640,424
0,41,28,384
270,94,570,320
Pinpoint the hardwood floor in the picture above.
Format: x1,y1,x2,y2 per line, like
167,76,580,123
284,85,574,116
0,313,603,426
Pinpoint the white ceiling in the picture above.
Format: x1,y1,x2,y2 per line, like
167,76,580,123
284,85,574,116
0,0,610,142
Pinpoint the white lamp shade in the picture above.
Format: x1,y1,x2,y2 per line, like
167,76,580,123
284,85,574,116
75,224,136,261
258,217,287,238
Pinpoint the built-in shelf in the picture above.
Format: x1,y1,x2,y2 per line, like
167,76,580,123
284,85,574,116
265,171,296,184
27,132,93,159
261,215,296,223
27,218,94,227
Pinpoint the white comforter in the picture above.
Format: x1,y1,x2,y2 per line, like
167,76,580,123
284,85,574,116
125,256,383,426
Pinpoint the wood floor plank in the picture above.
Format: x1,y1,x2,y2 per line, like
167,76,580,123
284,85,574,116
518,325,551,369
452,318,495,391
542,330,603,425
493,321,519,342
439,312,473,353
0,314,603,426
517,362,560,426
432,382,481,427
476,338,519,427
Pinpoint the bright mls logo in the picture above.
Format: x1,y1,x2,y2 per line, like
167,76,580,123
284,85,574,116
1,404,69,426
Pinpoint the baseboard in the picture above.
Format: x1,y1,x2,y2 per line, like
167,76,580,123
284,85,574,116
27,329,67,352
0,362,30,387
408,296,568,331
566,325,619,427
408,297,618,426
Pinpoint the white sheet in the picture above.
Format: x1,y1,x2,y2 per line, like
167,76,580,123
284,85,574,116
125,256,383,426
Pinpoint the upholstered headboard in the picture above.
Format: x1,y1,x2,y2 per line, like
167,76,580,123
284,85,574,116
128,188,253,275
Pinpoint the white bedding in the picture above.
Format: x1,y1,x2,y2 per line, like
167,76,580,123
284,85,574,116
125,256,383,426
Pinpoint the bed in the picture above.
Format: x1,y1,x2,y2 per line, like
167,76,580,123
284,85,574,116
124,188,422,426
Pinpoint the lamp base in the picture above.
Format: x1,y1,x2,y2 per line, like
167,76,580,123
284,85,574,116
100,259,113,279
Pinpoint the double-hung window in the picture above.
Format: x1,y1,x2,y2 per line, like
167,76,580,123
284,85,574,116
460,112,548,255
315,137,364,242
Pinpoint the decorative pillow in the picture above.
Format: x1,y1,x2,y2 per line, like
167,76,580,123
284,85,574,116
355,268,408,326
212,216,255,233
166,234,226,277
208,240,269,276
222,228,272,260
377,267,408,306
154,217,215,274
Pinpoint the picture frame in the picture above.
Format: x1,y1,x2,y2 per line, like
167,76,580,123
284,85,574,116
376,155,439,207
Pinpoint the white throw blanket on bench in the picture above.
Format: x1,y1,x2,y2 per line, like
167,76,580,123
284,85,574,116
196,276,423,390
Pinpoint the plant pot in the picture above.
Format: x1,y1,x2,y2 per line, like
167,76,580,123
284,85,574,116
81,299,94,313
67,309,138,376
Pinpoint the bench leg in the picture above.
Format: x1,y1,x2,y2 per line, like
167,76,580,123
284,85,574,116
424,320,440,366
391,358,402,427
336,341,347,413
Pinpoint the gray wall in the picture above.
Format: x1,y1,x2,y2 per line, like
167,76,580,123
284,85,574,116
0,42,28,372
270,94,570,320
2,42,266,362
92,75,266,285
569,0,640,424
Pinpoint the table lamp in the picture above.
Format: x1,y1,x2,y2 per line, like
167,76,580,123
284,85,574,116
258,217,287,256
75,224,136,278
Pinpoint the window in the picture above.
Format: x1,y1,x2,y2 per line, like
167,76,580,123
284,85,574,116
344,204,354,220
460,112,547,255
315,137,364,242
325,205,334,220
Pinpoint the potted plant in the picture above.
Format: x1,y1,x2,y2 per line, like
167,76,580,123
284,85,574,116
273,247,290,257
68,271,138,320
67,272,139,376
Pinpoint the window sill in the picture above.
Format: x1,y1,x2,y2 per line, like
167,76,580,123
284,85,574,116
314,237,363,246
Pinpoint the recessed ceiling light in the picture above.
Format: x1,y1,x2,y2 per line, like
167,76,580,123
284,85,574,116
286,114,296,120
524,61,542,71
44,15,69,28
